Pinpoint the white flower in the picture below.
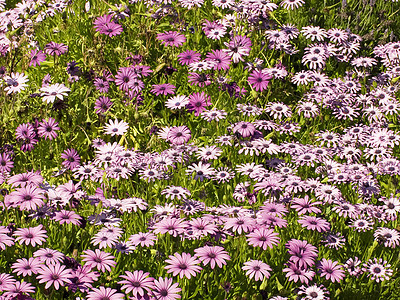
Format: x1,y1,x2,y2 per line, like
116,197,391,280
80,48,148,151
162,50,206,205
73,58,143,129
40,83,70,103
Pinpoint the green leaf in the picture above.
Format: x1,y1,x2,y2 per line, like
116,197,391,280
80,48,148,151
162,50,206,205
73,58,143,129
154,63,166,73
276,277,284,291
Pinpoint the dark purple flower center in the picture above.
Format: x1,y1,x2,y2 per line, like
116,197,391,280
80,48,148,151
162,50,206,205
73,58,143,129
179,263,188,270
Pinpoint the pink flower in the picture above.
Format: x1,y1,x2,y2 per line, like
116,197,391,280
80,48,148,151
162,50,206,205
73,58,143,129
318,258,345,283
194,246,230,269
36,263,72,290
81,249,116,273
165,252,202,279
242,260,272,281
14,225,47,247
152,277,181,300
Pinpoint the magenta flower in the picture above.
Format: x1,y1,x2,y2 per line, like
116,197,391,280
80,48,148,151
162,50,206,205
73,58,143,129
246,228,280,250
187,92,211,116
233,121,256,137
194,246,231,269
29,49,46,67
153,217,186,237
3,280,35,298
7,170,43,188
0,153,13,172
14,225,47,247
152,277,181,300
36,263,72,290
165,252,202,279
224,216,255,234
0,233,14,250
81,249,116,273
178,50,201,65
87,286,124,300
61,148,81,170
157,31,186,47
118,270,154,297
44,42,68,56
242,260,272,281
318,258,345,282
37,118,60,140
248,70,272,92
94,96,113,114
151,83,176,96
15,123,35,140
99,22,123,37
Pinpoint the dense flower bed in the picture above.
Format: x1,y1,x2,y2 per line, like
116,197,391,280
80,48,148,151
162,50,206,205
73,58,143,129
0,0,400,299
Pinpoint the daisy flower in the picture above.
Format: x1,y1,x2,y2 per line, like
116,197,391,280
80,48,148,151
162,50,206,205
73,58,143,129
4,72,29,94
36,263,72,290
81,249,116,273
165,252,202,279
194,246,231,269
86,286,125,300
362,258,393,282
37,118,60,140
166,95,189,110
157,31,186,47
118,270,154,297
40,83,70,104
242,260,272,281
318,258,345,283
14,225,47,247
152,277,181,300
104,119,129,136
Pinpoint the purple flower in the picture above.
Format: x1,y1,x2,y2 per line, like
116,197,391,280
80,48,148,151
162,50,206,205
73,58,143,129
0,153,14,173
233,121,256,137
248,70,272,92
178,50,201,65
187,92,211,116
44,42,68,56
298,216,330,232
167,126,191,145
283,263,315,284
151,83,176,96
29,49,46,67
157,31,186,47
61,149,80,170
81,249,116,273
99,22,123,37
37,118,60,140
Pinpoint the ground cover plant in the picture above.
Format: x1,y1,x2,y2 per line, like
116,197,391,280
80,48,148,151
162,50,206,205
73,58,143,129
1,0,400,299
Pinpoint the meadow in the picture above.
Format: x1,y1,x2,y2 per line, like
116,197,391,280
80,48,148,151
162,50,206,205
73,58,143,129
0,0,400,299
